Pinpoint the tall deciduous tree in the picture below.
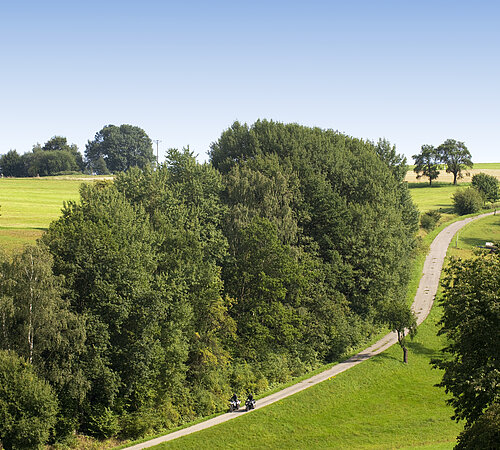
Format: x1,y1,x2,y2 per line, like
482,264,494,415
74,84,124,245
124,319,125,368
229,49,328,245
437,139,473,185
85,124,155,173
413,144,441,185
432,252,500,427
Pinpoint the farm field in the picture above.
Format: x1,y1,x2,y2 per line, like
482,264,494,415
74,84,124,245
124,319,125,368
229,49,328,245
405,163,500,184
0,177,101,253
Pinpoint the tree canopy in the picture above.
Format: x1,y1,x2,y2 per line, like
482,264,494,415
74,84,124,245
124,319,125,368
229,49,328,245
0,136,83,177
85,124,155,173
413,144,441,185
432,252,500,427
437,139,473,185
0,120,420,444
472,172,499,204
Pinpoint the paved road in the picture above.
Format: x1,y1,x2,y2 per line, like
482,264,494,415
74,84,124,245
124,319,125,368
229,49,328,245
124,212,493,449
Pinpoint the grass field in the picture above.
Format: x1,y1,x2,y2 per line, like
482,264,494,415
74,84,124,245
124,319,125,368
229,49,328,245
447,213,500,259
407,183,462,212
157,302,462,449
0,177,88,253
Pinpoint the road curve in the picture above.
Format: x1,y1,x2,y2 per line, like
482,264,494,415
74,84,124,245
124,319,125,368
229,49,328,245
124,212,494,449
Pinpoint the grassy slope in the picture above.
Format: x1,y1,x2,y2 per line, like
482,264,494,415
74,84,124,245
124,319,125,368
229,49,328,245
407,183,462,213
447,213,500,259
0,178,83,253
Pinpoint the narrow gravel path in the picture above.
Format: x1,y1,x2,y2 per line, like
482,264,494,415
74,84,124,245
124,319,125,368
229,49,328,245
124,212,493,449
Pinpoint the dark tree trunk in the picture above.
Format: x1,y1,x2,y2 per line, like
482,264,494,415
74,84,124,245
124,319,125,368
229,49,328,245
403,345,408,364
453,172,457,185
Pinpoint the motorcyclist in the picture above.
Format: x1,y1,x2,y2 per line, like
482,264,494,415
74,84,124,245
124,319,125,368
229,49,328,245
245,393,255,410
229,393,240,411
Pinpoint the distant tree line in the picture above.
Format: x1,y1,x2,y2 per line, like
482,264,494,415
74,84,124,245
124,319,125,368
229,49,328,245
0,120,419,447
0,124,155,177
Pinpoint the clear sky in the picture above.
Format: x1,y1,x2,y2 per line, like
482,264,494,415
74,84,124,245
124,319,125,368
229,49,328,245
1,0,498,164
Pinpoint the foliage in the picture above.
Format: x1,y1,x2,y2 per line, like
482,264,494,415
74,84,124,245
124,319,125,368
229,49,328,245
0,150,25,177
85,124,155,173
432,253,500,427
472,172,499,204
437,139,473,185
381,299,417,363
420,210,441,231
455,402,500,449
375,138,408,182
0,136,83,177
0,350,58,450
413,144,441,185
0,121,421,442
452,187,483,215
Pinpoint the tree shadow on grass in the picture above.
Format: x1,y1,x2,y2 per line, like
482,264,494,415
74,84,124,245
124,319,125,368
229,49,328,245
407,342,440,358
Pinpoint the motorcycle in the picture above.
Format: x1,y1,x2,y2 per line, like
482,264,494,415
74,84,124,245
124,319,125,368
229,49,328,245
229,398,240,412
245,398,256,411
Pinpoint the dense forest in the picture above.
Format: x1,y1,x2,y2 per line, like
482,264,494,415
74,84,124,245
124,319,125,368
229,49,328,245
0,120,418,447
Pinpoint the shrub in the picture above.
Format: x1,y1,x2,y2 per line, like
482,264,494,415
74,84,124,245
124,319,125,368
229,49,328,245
420,210,441,231
87,406,119,439
472,173,499,204
0,350,58,450
452,188,483,215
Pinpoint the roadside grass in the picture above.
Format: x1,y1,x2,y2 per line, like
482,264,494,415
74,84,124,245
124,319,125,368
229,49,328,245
447,213,500,259
0,178,84,253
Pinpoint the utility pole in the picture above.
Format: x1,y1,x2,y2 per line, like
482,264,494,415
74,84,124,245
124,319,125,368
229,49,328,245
152,139,162,166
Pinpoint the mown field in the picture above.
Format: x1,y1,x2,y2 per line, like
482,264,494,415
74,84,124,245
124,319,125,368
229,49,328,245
0,177,98,253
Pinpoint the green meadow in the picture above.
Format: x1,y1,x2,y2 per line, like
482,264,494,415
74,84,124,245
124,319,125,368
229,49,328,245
407,182,464,213
0,177,86,253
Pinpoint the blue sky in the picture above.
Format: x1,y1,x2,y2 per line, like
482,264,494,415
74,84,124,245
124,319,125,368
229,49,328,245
1,0,498,163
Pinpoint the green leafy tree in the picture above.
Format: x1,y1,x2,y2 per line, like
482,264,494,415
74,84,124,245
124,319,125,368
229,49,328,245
375,138,408,183
432,253,500,427
43,183,163,415
455,402,500,449
382,300,417,363
212,119,418,336
85,124,155,173
0,350,58,450
0,150,26,177
413,144,441,185
437,139,473,185
42,136,84,170
452,187,483,215
472,172,499,205
0,245,87,439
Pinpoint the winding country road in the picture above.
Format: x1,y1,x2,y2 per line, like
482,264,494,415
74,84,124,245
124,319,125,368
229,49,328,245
124,212,494,449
